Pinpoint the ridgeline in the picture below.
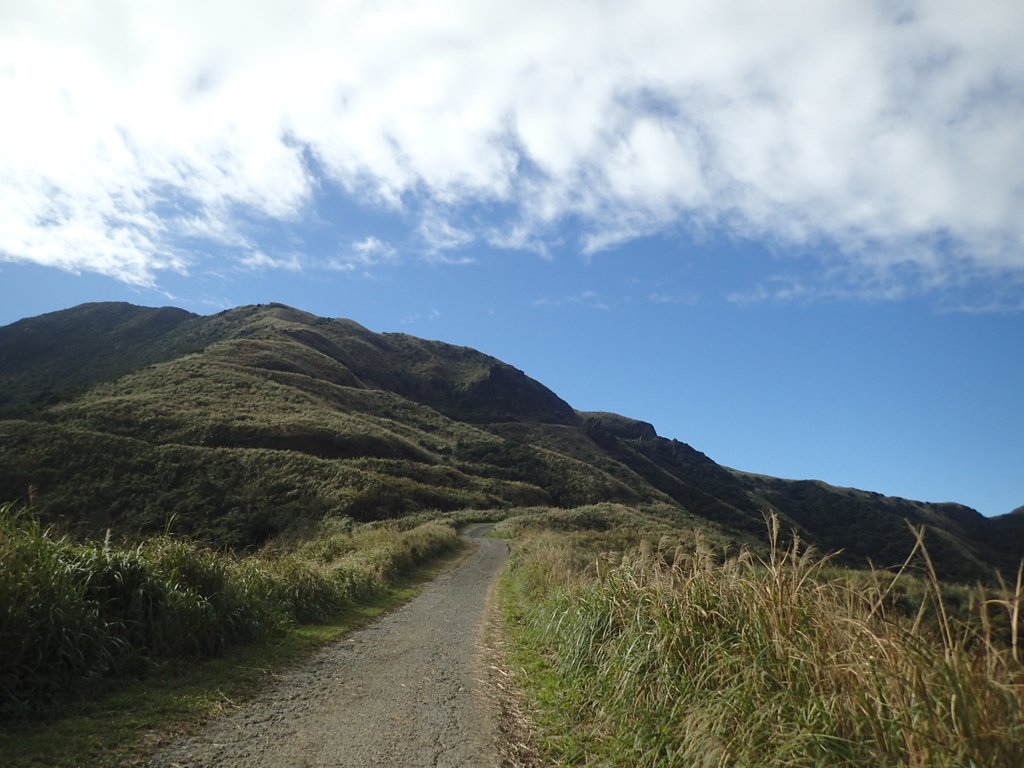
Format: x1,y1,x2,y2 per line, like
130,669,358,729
1,301,1020,581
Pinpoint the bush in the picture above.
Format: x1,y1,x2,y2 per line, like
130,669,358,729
0,504,460,716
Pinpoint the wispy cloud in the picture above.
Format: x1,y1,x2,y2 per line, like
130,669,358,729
649,291,697,306
400,308,442,324
327,236,398,273
936,274,1024,314
534,290,610,310
239,250,303,272
1,1,1021,298
725,269,916,307
418,209,476,262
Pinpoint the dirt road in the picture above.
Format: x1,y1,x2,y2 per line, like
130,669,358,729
151,525,508,767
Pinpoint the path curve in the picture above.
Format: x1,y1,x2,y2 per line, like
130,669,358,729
151,524,507,767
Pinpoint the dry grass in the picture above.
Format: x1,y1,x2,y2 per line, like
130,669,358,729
501,515,1024,767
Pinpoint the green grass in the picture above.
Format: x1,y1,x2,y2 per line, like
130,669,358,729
0,546,468,768
500,514,1024,767
0,502,460,719
0,419,549,546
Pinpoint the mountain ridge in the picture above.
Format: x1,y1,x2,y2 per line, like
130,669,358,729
1,301,1018,581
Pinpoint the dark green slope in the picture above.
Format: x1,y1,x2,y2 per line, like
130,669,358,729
986,507,1024,576
0,302,199,415
162,302,580,427
0,419,547,543
0,301,1018,580
0,303,631,542
733,472,1003,578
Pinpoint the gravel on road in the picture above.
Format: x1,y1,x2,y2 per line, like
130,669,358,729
150,524,509,768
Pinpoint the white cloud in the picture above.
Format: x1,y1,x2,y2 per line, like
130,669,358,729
418,209,476,261
725,270,915,306
327,236,398,273
239,250,302,272
1,0,1022,294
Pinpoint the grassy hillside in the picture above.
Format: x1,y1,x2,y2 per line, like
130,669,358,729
735,473,1002,578
0,301,1019,581
0,303,199,416
0,420,553,545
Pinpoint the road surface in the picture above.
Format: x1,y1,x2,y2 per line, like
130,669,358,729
151,524,508,767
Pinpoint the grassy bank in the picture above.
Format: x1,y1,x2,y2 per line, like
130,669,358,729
0,547,467,768
500,514,1024,767
0,502,460,719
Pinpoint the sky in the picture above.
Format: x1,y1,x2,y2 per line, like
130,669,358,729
1,1,1022,516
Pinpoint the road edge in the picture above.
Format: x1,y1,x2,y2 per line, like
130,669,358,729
478,545,545,768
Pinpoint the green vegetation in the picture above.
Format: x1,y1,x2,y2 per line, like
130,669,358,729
0,419,546,546
500,511,1024,767
0,550,466,768
3,301,1019,580
0,502,459,718
7,302,1022,765
0,302,200,417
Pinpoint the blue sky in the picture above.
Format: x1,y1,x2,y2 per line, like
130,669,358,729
2,1,1023,516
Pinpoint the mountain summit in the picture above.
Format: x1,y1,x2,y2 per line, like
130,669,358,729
1,302,1019,580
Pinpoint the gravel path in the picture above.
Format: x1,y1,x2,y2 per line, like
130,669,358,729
151,525,508,767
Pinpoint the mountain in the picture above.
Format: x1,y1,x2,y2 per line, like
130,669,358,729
0,302,1018,580
0,302,197,414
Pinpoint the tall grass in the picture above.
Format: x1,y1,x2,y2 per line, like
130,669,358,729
502,517,1024,767
0,503,458,716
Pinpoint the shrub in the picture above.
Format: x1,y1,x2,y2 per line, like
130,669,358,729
0,503,460,716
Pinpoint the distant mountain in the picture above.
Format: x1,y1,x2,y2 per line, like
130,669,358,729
1,302,1018,581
